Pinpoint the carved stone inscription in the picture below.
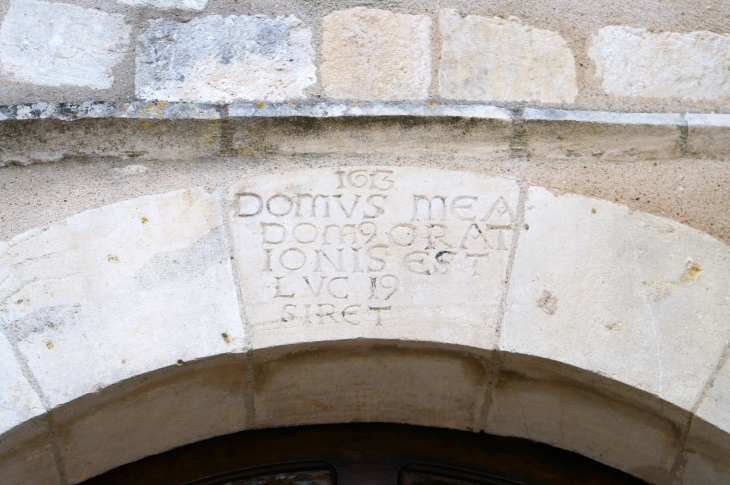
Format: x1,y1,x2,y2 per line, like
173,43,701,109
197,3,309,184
227,167,521,349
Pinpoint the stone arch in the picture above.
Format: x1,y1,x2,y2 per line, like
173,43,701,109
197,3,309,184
1,168,729,485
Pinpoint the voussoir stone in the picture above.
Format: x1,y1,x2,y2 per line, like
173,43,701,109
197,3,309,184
116,0,207,11
682,356,730,484
589,26,730,101
439,9,577,104
503,187,730,411
321,8,432,101
0,0,131,89
0,331,44,436
226,167,520,350
136,15,316,103
0,188,245,409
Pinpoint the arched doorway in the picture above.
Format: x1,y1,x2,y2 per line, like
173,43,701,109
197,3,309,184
84,424,645,485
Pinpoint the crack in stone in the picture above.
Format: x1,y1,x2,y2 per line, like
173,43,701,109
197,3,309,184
219,187,258,429
679,113,689,158
509,108,529,160
0,324,67,485
670,341,730,485
478,180,529,430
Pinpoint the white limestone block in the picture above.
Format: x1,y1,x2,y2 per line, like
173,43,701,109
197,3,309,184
0,332,44,436
589,26,730,101
0,189,245,409
0,0,130,89
226,167,520,350
116,0,207,11
321,8,432,101
503,188,730,411
136,15,316,103
439,9,577,104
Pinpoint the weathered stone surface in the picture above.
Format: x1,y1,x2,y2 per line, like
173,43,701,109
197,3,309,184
321,8,431,101
0,332,44,436
56,356,249,484
0,424,60,485
0,189,245,409
695,358,730,438
687,114,730,159
486,356,682,484
681,355,730,484
524,118,682,161
117,0,207,11
228,102,512,119
439,9,577,104
226,168,520,350
503,188,730,411
589,26,730,101
136,15,316,103
254,343,489,430
0,0,130,89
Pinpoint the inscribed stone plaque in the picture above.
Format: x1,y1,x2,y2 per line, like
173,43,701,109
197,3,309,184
227,168,520,349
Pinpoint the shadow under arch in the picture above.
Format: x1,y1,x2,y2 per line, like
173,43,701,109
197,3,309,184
3,339,725,485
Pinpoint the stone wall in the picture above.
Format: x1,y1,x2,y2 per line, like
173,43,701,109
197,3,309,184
0,0,729,112
0,1,729,485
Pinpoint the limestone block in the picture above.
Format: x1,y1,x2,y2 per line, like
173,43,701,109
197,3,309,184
503,187,730,411
683,416,730,485
0,189,245,409
226,167,520,350
438,9,577,104
682,357,730,484
254,343,489,430
0,0,130,89
522,109,683,162
589,26,730,101
117,0,207,11
136,15,316,103
321,8,432,101
233,118,513,159
0,118,223,168
0,332,44,436
0,421,60,485
56,355,249,484
687,114,730,159
486,356,681,484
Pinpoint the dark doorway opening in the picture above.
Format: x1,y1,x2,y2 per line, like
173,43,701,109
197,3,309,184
83,423,646,485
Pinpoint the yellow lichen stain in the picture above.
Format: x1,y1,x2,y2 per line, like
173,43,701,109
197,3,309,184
426,102,436,108
141,217,149,224
591,208,597,214
288,102,294,107
205,121,218,146
139,101,171,119
141,120,152,129
46,342,53,350
221,333,231,344
680,261,702,284
651,260,702,299
257,102,266,109
107,254,119,263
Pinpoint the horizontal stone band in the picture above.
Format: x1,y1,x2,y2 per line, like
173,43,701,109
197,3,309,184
3,101,730,127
